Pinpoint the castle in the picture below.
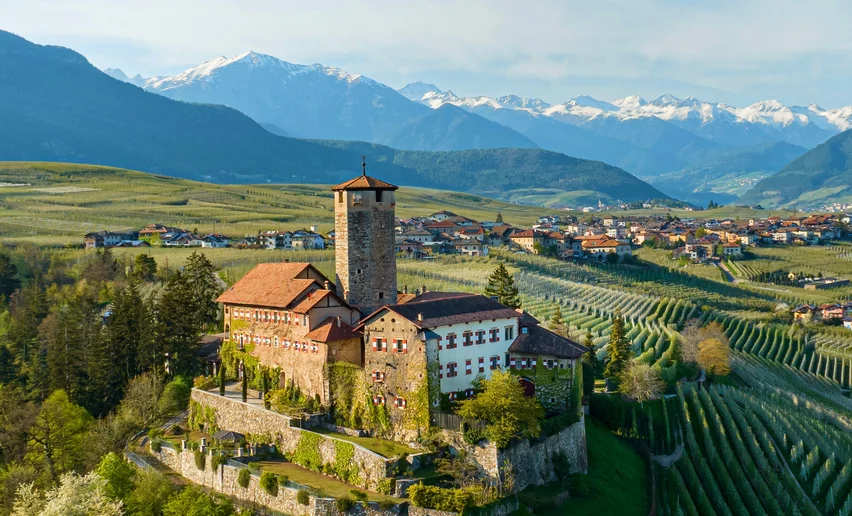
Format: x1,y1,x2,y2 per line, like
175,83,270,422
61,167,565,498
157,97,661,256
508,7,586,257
217,162,585,430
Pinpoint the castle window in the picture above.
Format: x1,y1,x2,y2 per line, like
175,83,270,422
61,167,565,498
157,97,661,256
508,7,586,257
475,330,486,345
465,360,472,375
489,328,499,342
372,371,385,382
446,333,457,349
462,331,473,346
478,357,485,373
394,396,406,409
338,192,343,203
446,362,458,378
274,336,279,347
225,307,229,315
378,292,384,299
352,192,363,205
504,326,514,340
490,356,500,370
372,395,385,406
376,190,383,203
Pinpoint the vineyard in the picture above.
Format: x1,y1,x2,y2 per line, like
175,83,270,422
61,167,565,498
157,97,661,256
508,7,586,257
654,381,852,516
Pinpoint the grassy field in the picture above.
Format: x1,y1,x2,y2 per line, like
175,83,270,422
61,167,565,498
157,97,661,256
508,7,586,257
309,427,419,458
255,460,399,503
0,162,546,246
515,418,649,516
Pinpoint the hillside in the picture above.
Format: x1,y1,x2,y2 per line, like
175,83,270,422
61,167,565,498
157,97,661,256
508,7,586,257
646,142,808,205
313,141,675,206
739,129,852,208
0,30,671,206
0,162,550,246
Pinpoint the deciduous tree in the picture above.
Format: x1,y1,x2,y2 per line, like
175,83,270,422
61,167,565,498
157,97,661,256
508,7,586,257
95,452,135,501
618,363,665,403
26,390,92,484
456,371,543,448
698,338,731,377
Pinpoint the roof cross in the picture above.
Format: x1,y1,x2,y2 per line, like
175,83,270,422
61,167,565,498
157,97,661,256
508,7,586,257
361,156,367,176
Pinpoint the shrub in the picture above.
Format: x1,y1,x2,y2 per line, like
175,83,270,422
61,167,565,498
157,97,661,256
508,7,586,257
148,428,164,439
277,475,289,486
408,484,473,513
297,490,310,505
238,468,251,489
194,450,206,471
259,472,279,496
570,474,591,497
210,454,225,470
159,379,192,415
150,439,162,453
463,427,486,445
378,499,396,510
193,375,216,390
335,496,355,512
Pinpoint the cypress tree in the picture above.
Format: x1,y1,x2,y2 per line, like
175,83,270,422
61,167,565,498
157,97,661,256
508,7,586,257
604,313,631,386
582,330,601,376
484,263,521,309
219,361,226,396
495,212,504,223
241,367,248,403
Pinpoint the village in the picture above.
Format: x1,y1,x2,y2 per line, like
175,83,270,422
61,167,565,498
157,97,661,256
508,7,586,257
84,208,848,266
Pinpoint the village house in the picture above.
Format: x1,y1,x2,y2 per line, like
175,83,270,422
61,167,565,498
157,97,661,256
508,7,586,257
581,236,633,260
84,230,140,249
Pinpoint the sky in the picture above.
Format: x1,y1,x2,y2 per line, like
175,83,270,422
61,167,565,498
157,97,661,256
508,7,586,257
4,0,852,107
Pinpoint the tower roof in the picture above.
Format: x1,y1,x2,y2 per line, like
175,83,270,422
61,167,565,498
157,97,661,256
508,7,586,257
331,157,398,191
331,174,398,191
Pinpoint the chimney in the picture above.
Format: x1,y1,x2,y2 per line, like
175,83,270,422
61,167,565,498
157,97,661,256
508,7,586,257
417,313,423,322
323,280,330,290
421,284,427,294
403,285,408,294
336,316,341,327
310,225,318,232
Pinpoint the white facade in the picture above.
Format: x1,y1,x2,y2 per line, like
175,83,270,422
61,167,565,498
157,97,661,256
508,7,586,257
425,316,519,394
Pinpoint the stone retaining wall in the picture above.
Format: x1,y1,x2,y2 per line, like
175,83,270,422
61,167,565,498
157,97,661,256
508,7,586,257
149,444,400,516
191,389,391,490
440,416,587,493
320,422,369,437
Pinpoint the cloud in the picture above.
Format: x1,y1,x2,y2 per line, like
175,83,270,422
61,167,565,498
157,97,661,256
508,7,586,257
3,0,851,106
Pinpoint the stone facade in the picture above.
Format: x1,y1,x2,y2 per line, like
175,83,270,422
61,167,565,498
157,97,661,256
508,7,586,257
149,444,401,516
222,275,360,405
191,389,393,491
334,183,397,313
440,416,587,493
362,317,431,439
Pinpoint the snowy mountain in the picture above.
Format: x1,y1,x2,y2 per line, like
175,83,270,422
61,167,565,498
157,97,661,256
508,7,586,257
398,81,442,101
130,53,534,152
103,68,149,88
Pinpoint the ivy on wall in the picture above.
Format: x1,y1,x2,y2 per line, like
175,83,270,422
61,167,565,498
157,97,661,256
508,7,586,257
327,363,368,429
188,399,219,433
510,358,573,413
293,432,323,472
333,441,361,485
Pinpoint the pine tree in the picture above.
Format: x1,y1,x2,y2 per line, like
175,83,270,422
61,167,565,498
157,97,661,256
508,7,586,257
604,313,631,386
549,306,564,327
157,269,203,377
495,213,504,224
484,263,521,309
184,252,220,332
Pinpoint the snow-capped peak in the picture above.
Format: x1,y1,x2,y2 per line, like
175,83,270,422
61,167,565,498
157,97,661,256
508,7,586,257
611,95,647,108
649,93,682,107
398,81,443,101
495,95,550,111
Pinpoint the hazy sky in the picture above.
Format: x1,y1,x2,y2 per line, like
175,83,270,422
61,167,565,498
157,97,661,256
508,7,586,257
4,0,852,107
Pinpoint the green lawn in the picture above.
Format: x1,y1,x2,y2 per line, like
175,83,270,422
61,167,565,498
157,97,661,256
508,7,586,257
255,460,399,503
308,428,419,458
515,418,649,516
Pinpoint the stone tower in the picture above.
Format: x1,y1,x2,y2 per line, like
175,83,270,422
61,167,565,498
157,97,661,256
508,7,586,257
332,159,398,313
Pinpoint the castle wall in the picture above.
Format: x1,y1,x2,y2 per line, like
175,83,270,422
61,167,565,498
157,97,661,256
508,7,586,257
148,444,401,516
190,389,393,491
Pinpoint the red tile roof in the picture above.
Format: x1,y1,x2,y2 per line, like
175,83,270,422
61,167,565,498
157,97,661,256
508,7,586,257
216,263,322,308
331,174,398,191
304,316,359,343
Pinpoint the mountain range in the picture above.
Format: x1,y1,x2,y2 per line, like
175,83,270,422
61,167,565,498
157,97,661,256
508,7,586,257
0,30,670,206
105,51,852,206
